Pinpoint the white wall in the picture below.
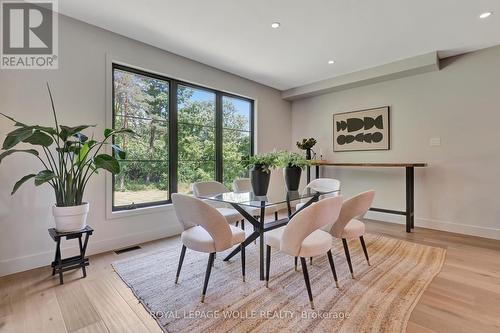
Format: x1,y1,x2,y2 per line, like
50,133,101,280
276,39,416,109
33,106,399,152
291,46,500,240
0,15,291,276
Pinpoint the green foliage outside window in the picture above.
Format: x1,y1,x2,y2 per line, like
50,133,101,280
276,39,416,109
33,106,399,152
112,68,252,207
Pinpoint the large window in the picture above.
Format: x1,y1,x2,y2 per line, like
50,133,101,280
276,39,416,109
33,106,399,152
112,64,253,210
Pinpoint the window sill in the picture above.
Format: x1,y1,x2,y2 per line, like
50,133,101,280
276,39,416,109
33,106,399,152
106,202,175,220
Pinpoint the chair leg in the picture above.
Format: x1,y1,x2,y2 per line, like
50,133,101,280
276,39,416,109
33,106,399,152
342,239,355,279
327,250,340,288
241,243,246,282
310,257,313,265
300,257,315,309
294,257,298,271
241,219,245,230
274,211,278,220
359,236,370,266
201,253,216,303
265,245,271,287
175,245,186,284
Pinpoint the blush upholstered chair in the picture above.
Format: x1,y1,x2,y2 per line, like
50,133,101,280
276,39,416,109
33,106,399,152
294,178,341,266
192,181,244,228
295,178,341,219
264,196,343,309
232,178,281,220
172,194,246,302
329,190,375,279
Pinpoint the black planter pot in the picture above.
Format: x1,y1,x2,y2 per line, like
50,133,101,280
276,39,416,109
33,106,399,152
284,166,302,191
250,167,271,196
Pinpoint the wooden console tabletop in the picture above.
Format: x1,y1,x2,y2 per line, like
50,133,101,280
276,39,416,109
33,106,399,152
307,162,427,233
311,162,427,167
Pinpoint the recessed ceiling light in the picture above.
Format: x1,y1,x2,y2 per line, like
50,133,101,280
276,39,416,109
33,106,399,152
271,22,280,29
328,60,335,65
479,12,492,19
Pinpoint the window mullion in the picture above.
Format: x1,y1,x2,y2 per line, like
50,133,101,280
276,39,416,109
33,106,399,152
169,80,178,197
215,92,223,182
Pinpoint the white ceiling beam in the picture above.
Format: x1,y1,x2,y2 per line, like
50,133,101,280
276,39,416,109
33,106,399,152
281,52,440,101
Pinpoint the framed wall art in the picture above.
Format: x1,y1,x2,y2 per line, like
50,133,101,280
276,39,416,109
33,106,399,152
333,106,390,152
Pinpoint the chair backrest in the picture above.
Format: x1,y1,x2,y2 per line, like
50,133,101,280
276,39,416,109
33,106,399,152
233,178,252,192
305,178,341,193
329,190,375,237
192,181,230,197
172,193,233,251
280,196,343,256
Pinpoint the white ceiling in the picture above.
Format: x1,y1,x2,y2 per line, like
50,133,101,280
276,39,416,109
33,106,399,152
59,0,500,90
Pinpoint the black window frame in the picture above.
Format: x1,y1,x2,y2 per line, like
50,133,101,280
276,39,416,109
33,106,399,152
111,63,254,211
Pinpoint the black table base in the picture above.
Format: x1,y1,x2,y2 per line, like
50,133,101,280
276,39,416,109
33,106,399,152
48,226,93,284
223,194,320,280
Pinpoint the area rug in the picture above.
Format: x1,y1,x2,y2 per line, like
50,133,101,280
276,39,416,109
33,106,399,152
112,234,446,333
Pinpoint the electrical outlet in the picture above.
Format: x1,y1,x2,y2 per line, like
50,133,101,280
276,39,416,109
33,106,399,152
429,137,441,146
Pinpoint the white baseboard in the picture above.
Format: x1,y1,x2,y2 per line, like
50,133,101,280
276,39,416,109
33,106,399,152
365,211,500,240
0,224,183,277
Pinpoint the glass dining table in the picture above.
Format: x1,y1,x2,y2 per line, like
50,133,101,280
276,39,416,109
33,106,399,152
200,188,339,280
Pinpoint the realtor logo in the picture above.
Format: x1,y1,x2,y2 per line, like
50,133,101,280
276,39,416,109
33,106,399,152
1,0,58,69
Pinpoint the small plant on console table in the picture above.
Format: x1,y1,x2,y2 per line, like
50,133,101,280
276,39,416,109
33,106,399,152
296,137,317,160
0,84,134,232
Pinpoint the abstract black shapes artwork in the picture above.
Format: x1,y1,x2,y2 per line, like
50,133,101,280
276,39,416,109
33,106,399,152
333,106,390,151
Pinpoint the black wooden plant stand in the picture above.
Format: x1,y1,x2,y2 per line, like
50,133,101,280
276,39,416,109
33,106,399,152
48,226,93,284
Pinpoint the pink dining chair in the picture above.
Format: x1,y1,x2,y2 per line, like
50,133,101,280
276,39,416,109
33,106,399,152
171,193,246,302
264,196,343,309
329,190,375,278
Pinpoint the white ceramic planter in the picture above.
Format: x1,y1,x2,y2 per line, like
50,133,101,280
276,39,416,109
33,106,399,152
53,203,89,232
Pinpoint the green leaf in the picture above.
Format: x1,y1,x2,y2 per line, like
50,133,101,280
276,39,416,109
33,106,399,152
23,130,54,147
78,143,90,163
11,174,36,195
34,170,56,186
111,144,126,159
104,128,135,138
104,128,113,138
2,127,34,149
1,113,27,127
32,125,58,135
0,149,39,164
59,125,95,141
94,154,120,174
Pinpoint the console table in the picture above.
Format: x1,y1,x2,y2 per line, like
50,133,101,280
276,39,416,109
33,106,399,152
307,163,427,233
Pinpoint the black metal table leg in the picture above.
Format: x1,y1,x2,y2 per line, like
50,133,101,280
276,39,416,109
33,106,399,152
259,205,266,280
307,165,311,184
405,167,415,233
315,165,319,179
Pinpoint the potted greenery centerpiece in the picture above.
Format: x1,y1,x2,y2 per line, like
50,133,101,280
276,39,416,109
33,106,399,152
0,85,133,232
296,137,317,160
278,151,311,191
242,152,278,196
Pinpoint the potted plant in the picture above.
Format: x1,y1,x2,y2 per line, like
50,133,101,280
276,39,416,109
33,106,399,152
277,151,311,191
241,152,278,196
296,138,317,160
0,84,133,232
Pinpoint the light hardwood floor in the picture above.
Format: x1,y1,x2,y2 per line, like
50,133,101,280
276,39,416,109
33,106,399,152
1,218,500,333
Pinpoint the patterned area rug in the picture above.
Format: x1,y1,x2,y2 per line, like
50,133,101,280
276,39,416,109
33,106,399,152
112,234,445,333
